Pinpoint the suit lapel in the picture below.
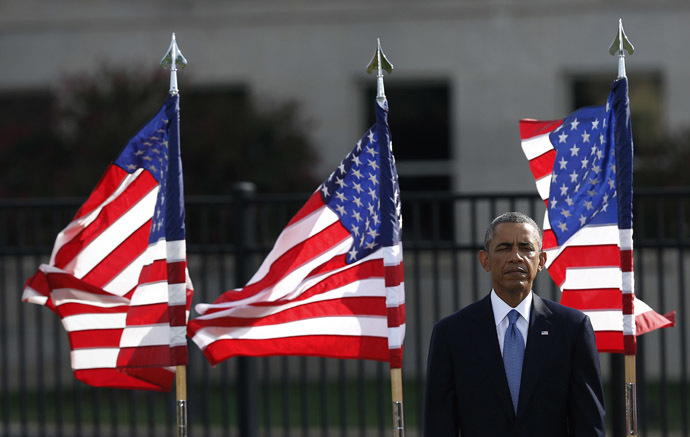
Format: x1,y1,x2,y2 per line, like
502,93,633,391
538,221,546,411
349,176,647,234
516,294,554,417
470,295,516,420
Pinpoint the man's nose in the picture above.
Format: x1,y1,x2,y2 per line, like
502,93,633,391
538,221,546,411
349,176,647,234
508,246,524,262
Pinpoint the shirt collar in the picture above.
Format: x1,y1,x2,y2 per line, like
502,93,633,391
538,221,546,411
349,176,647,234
491,289,533,326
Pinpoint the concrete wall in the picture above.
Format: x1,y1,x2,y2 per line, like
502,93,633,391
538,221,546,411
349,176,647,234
3,1,690,193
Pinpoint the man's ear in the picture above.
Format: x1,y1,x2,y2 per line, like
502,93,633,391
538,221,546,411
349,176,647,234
478,250,490,272
538,250,547,271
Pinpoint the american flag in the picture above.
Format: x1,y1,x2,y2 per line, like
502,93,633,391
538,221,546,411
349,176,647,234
22,94,193,391
520,78,673,354
188,99,405,368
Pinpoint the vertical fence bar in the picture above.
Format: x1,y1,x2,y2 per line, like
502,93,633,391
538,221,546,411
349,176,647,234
0,253,8,437
15,212,28,437
301,357,309,437
410,200,424,436
320,359,328,437
657,199,669,437
235,183,258,437
338,360,346,437
677,203,689,437
199,205,211,437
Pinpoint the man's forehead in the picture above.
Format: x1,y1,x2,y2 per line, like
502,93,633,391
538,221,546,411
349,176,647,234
491,222,540,243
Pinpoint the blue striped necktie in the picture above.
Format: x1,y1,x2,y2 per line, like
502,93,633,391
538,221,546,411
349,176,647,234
503,309,525,413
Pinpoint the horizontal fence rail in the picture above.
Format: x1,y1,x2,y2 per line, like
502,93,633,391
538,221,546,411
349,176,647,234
0,188,688,436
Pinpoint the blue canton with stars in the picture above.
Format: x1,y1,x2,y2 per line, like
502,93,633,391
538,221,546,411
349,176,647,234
113,95,185,245
319,101,402,264
548,93,619,244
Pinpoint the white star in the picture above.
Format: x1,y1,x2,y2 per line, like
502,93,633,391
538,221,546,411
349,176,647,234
561,208,572,218
336,204,346,215
368,131,375,143
587,189,597,196
367,228,380,239
367,160,379,171
591,119,600,129
348,246,358,261
570,144,581,156
368,187,377,199
353,196,363,207
565,196,574,206
579,214,587,226
352,211,362,222
608,179,616,189
368,174,378,185
559,157,568,169
580,158,589,169
591,146,598,155
365,241,377,250
335,177,347,188
350,224,360,237
134,150,144,156
335,191,346,202
588,177,599,185
352,169,363,179
557,222,568,232
592,164,601,175
600,134,606,145
550,198,558,209
606,101,610,112
127,164,137,171
352,183,364,194
610,164,616,173
601,203,609,212
338,162,346,174
570,118,580,130
372,214,380,226
352,155,362,166
583,200,594,210
365,146,378,157
552,173,558,183
560,183,568,196
558,132,568,143
603,194,609,203
569,171,579,183
582,131,590,143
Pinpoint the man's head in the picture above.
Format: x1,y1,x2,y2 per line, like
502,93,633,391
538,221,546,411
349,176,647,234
479,212,546,306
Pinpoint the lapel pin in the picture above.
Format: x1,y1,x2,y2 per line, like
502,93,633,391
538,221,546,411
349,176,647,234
541,331,549,336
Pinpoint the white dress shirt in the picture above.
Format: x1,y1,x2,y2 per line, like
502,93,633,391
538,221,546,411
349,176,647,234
491,289,531,354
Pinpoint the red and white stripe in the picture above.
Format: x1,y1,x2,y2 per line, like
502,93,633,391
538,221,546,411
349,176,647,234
188,191,405,366
22,165,192,391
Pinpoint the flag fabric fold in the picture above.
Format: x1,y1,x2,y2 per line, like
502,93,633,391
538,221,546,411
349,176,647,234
188,99,405,368
22,94,193,391
519,78,674,354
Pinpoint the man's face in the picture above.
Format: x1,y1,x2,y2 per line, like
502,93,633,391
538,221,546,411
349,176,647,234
479,222,546,299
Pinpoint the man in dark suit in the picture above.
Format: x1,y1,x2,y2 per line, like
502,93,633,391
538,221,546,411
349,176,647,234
424,212,605,436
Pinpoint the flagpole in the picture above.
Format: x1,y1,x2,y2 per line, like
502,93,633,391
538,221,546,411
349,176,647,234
367,39,405,437
609,19,638,437
161,32,189,437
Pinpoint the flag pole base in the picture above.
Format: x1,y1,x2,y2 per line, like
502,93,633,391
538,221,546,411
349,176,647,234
392,401,404,437
177,399,187,437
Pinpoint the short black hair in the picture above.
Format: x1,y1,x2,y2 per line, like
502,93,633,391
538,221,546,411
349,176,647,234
483,212,543,251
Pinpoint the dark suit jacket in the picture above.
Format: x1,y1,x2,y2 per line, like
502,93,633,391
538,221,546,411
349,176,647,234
424,293,605,436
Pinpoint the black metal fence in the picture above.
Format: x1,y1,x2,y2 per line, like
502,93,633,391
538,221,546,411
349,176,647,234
1,188,688,436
